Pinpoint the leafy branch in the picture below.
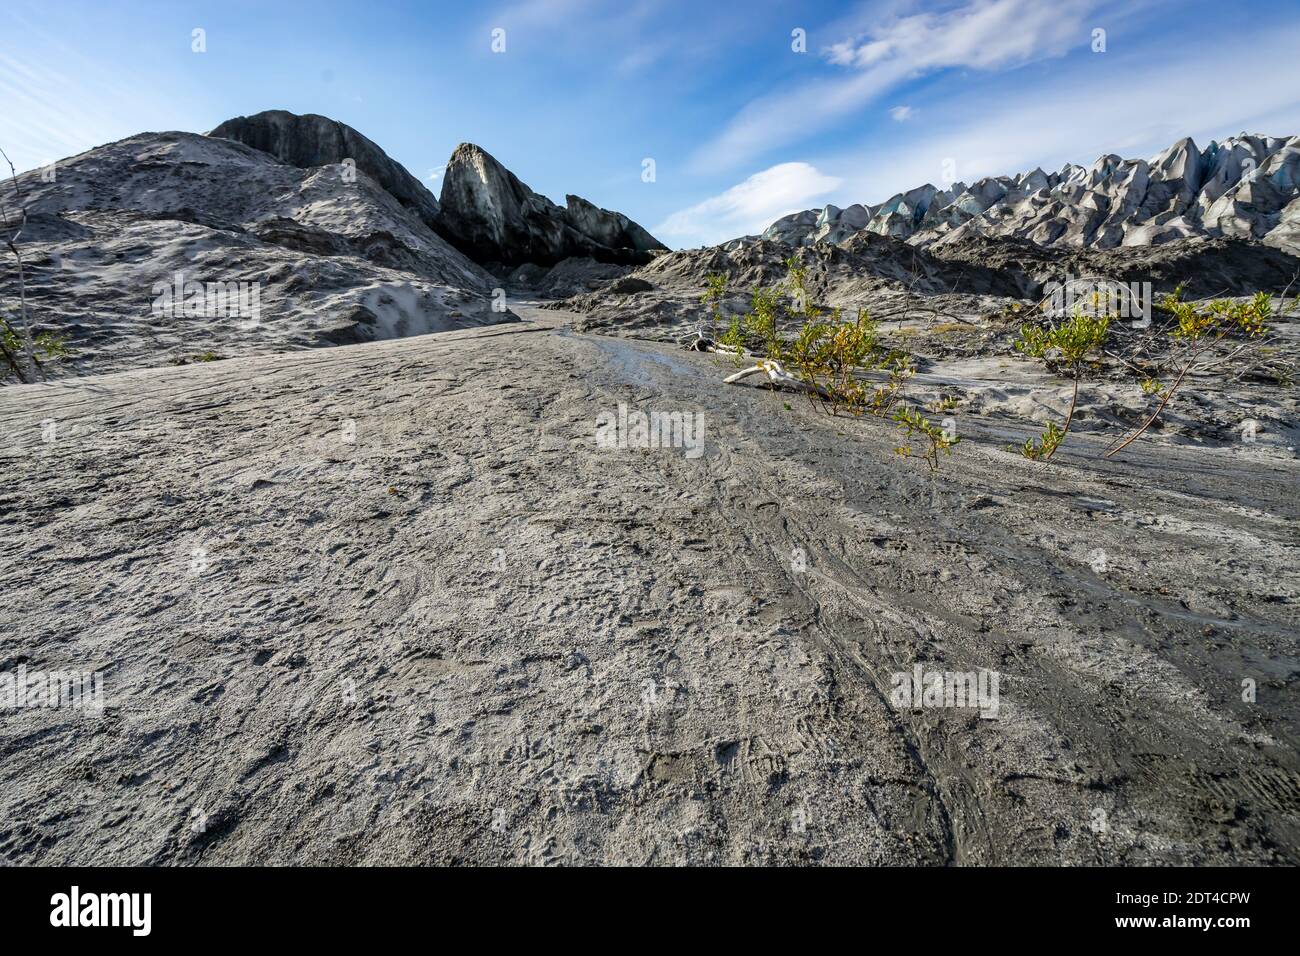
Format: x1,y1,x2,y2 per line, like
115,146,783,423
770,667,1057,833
703,256,957,470
1012,310,1109,460
1104,291,1271,458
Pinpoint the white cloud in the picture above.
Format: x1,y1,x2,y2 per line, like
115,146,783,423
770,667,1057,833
617,39,674,74
889,105,913,122
826,22,1300,211
691,0,1106,171
827,0,1092,72
665,20,1300,249
689,62,912,174
654,162,842,248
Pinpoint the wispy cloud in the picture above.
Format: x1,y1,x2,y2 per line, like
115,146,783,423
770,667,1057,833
654,162,842,248
0,51,130,172
691,0,1105,171
825,0,1092,70
664,16,1300,250
819,20,1300,214
889,105,913,122
0,4,189,174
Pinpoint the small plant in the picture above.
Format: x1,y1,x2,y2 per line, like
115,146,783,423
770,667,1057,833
1018,420,1066,461
1,143,49,384
824,311,880,411
1105,291,1272,458
1012,322,1052,359
893,407,959,471
1012,310,1109,460
716,282,787,366
783,306,906,419
785,257,815,319
747,285,784,359
0,143,73,383
1014,311,1109,367
701,272,728,336
717,313,747,366
869,353,913,417
170,350,223,366
1,311,71,382
1139,377,1163,396
704,262,958,471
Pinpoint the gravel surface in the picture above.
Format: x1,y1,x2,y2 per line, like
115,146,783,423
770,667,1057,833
1,307,1296,865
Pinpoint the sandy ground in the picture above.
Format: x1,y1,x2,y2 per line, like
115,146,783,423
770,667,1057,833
1,306,1297,865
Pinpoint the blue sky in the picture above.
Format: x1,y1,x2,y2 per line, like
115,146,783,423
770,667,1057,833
3,0,1300,248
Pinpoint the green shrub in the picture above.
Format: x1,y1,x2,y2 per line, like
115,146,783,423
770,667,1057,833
1012,310,1108,460
1105,290,1273,457
1,314,71,382
705,261,957,470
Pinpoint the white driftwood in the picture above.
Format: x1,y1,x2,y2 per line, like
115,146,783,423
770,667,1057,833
683,328,744,356
722,359,829,398
686,331,827,397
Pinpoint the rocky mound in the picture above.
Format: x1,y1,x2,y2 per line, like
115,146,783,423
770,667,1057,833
552,224,1300,342
502,257,631,298
929,235,1300,300
549,232,1034,339
2,129,509,376
765,133,1300,253
613,233,1025,298
435,143,666,267
1,109,679,379
209,110,442,227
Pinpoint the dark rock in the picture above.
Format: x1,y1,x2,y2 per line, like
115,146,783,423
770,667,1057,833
930,234,1300,298
346,230,435,276
435,143,666,267
536,257,629,297
563,195,663,262
209,110,441,227
317,304,380,346
506,262,551,288
608,276,654,294
251,217,350,256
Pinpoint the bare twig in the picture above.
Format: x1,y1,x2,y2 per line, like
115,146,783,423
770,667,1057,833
1104,353,1194,458
1059,373,1081,441
0,145,37,380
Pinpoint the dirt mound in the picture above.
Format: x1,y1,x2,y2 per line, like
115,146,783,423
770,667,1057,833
1,131,511,378
931,235,1300,298
551,235,1031,340
552,232,1300,343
